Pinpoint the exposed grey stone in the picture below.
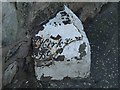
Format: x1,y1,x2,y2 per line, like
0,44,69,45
2,2,108,88
3,61,18,86
2,3,18,46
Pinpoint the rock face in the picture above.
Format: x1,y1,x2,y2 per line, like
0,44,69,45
2,3,18,46
3,61,18,86
32,6,91,80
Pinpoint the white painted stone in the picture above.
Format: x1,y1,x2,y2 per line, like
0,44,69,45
32,6,91,80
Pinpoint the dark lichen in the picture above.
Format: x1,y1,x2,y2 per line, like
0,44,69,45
56,48,63,54
79,42,87,60
50,35,61,40
79,42,86,53
67,59,70,61
55,55,65,61
75,36,82,40
80,51,87,60
62,19,71,25
60,11,68,16
74,56,80,60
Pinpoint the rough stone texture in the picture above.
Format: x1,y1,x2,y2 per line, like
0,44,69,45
3,61,18,86
7,2,106,40
2,2,104,88
2,2,105,46
32,6,91,80
2,2,118,89
2,36,33,86
68,2,107,21
2,2,18,46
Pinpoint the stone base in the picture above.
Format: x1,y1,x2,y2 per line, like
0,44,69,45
35,45,91,80
33,6,91,81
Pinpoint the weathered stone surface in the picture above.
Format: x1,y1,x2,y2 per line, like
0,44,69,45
3,61,18,86
2,3,18,46
32,6,91,80
2,2,105,47
2,2,109,88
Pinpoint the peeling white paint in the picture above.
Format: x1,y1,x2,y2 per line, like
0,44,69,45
32,6,91,80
